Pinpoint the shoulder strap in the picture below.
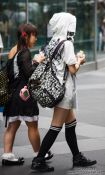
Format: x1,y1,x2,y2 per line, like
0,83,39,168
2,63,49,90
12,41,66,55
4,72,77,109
51,40,68,83
13,52,20,79
51,40,66,60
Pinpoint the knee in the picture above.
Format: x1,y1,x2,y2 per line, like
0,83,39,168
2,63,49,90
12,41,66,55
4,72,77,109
26,122,39,131
6,121,21,133
50,125,62,133
65,119,77,129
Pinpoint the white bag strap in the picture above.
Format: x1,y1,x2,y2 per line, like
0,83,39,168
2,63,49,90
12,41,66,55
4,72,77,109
13,52,20,79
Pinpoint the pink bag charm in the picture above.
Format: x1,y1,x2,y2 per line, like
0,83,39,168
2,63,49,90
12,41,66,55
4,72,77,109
19,86,30,101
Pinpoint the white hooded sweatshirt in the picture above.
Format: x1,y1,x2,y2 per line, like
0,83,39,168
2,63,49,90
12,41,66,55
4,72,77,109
48,12,77,109
49,12,76,40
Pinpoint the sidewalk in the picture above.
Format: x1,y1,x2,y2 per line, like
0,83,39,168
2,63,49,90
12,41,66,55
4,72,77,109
0,68,105,174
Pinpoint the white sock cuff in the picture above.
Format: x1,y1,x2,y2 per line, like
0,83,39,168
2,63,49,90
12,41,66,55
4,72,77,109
33,152,38,157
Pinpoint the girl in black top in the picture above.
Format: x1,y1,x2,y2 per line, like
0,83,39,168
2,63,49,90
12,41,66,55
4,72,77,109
1,23,52,165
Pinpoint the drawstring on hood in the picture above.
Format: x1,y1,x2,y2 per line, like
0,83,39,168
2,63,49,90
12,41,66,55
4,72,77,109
48,12,76,41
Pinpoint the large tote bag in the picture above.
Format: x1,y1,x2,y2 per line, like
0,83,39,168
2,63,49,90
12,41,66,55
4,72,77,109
28,40,67,108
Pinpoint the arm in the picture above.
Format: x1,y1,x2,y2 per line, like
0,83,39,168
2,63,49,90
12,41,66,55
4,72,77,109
68,64,80,74
19,49,45,79
63,41,85,75
8,45,17,59
19,49,38,78
68,52,86,74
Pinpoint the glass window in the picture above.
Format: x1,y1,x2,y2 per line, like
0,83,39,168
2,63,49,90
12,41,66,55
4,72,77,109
0,1,27,51
67,0,95,62
97,0,105,57
0,1,27,66
28,0,65,50
0,0,97,66
0,0,66,66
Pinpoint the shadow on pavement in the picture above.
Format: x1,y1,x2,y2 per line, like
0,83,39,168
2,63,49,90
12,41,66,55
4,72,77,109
0,154,105,175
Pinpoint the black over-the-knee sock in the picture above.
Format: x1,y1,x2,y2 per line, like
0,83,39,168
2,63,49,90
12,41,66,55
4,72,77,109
65,119,79,157
37,126,62,158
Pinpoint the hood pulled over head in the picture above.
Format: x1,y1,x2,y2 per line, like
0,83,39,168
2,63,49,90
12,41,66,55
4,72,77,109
49,12,76,40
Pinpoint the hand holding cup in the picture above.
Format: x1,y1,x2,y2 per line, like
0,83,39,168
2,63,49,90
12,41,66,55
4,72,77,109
32,51,45,64
76,50,86,65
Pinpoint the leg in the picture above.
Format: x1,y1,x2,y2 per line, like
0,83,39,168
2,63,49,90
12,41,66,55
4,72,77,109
65,109,79,157
101,40,104,51
65,109,97,167
31,107,69,172
26,120,53,160
2,120,24,165
4,120,21,153
37,107,69,158
25,121,40,153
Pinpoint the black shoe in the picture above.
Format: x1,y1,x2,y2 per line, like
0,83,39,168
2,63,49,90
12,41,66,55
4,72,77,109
73,152,97,167
31,157,54,172
2,157,24,166
44,150,54,161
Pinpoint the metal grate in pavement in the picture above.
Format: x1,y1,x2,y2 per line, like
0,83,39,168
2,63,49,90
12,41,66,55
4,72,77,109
67,165,105,175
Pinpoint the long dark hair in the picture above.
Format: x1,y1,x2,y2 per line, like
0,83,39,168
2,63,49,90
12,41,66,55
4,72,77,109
17,23,38,51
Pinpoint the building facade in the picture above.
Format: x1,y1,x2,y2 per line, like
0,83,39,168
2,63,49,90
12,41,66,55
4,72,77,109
0,0,105,70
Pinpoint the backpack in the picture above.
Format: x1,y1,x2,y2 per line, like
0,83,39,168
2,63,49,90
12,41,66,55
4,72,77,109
0,65,11,107
28,40,67,108
0,52,20,107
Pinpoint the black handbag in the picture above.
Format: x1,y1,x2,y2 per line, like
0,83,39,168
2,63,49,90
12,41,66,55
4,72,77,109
0,65,10,106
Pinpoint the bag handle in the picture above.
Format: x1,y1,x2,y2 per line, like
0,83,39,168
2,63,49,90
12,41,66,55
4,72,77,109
51,40,66,60
50,40,68,83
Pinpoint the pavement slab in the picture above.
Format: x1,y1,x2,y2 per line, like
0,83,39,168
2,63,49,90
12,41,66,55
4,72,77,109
0,69,105,175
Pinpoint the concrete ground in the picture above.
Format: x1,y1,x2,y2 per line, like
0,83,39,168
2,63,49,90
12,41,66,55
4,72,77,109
0,68,105,175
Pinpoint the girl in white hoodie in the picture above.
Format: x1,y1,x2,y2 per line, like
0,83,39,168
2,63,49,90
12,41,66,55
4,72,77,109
31,12,97,173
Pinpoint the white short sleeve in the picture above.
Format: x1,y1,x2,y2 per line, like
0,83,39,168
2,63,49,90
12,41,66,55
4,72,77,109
63,40,76,65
